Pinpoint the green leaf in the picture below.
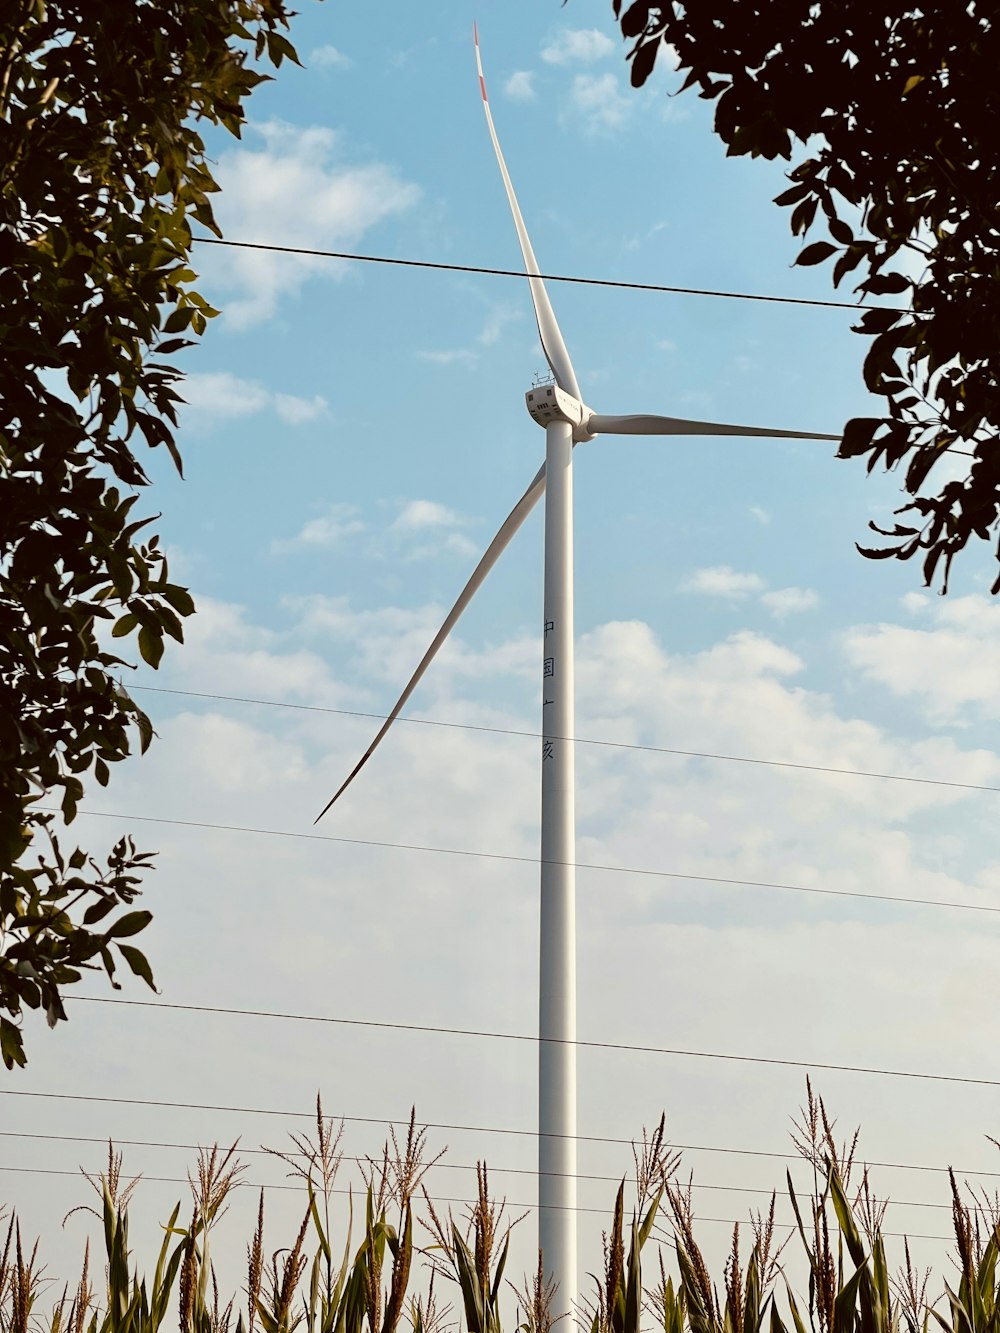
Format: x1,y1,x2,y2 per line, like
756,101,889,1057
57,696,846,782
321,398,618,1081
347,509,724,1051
113,612,139,638
837,417,883,458
137,625,164,668
118,943,156,988
829,1166,866,1268
84,896,117,925
162,306,194,334
774,182,810,207
162,584,195,616
795,241,837,267
0,1017,27,1070
856,542,901,560
135,710,155,754
106,910,153,939
862,272,911,296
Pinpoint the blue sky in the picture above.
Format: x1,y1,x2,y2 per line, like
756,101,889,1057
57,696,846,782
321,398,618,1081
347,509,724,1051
10,0,1000,1318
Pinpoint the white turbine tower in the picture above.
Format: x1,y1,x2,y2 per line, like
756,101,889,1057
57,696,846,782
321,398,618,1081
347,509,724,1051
317,27,838,1319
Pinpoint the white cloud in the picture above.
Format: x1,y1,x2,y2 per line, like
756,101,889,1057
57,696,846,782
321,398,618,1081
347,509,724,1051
438,532,479,560
761,586,820,618
567,72,632,134
541,28,615,65
182,372,269,419
143,594,346,704
392,500,468,533
683,566,767,599
273,503,365,553
275,498,479,561
417,304,521,369
205,121,420,328
477,305,520,347
389,499,479,561
504,71,536,102
182,372,327,427
33,586,1000,1297
658,43,682,72
844,594,1000,722
655,338,677,353
416,349,478,367
310,44,350,69
749,506,771,525
273,392,327,424
683,565,818,618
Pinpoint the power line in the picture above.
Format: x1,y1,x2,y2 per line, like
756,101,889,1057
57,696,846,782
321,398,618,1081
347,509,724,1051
193,237,897,316
55,806,1000,918
2,1092,996,1183
0,1132,703,1189
0,1132,822,1193
0,1162,953,1240
0,1163,596,1217
0,1130,959,1214
66,994,1000,1090
130,684,1000,799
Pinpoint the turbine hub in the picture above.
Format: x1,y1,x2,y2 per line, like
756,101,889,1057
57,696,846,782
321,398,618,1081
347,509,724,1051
524,383,595,441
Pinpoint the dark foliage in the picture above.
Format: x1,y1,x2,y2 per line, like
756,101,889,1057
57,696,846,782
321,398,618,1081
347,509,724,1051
613,1,1000,592
0,0,301,1067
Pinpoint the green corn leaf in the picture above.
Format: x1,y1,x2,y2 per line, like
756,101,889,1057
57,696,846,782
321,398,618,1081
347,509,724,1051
785,1174,815,1266
308,1182,332,1267
624,1216,643,1333
638,1187,664,1250
490,1232,510,1309
829,1168,867,1269
943,1282,975,1333
784,1282,810,1333
832,1265,867,1333
745,1250,763,1333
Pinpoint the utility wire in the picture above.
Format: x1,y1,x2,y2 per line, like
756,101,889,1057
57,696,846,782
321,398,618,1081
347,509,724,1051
0,1163,595,1217
0,1131,958,1212
2,1092,997,1183
0,1162,953,1239
0,1131,695,1188
65,994,1000,1090
54,807,1000,918
193,237,899,315
130,683,1000,799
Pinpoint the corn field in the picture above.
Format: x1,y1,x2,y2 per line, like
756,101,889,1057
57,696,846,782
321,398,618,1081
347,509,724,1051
2,1086,998,1333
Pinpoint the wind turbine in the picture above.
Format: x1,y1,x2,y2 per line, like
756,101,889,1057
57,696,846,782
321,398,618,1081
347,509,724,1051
316,26,838,1318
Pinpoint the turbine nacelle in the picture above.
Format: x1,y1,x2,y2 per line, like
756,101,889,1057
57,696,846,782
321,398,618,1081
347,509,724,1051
524,383,596,442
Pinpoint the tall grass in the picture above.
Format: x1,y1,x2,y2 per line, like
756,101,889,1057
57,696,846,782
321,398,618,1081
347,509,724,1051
2,1087,998,1333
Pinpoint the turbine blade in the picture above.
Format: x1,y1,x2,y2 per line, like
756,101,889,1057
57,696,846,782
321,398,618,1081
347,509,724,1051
315,463,547,823
474,25,581,400
587,412,840,442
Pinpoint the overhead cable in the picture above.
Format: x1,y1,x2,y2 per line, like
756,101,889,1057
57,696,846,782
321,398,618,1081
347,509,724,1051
66,994,1000,1090
193,237,900,315
130,683,1000,799
2,1091,996,1181
53,807,1000,918
0,1162,953,1239
0,1130,958,1212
